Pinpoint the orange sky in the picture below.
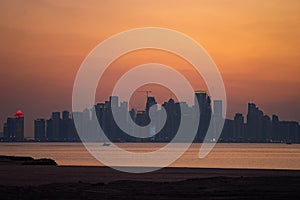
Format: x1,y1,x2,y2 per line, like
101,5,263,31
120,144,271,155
0,0,300,136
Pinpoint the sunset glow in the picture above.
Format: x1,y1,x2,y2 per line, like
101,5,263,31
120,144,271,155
0,0,299,136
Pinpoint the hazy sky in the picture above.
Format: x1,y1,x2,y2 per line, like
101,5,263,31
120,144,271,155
0,0,300,136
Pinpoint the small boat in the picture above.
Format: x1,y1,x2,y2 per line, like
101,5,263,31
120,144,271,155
286,142,292,145
102,143,111,147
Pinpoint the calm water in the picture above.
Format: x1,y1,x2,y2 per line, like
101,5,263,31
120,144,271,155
1,143,300,170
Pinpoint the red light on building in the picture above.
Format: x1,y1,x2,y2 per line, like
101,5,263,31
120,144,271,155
14,110,24,119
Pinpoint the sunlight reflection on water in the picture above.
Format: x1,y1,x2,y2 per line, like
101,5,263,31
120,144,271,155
0,143,300,170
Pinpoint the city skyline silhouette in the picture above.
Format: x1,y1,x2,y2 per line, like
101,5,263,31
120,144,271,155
2,91,299,143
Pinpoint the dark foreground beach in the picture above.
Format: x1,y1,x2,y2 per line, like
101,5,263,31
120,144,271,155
1,156,300,199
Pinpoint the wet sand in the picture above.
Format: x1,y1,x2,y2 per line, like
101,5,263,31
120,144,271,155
1,165,300,199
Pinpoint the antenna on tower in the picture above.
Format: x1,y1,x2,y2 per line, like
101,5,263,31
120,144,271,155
137,90,152,98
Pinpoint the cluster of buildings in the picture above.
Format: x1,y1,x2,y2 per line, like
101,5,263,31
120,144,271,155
1,91,300,143
34,111,79,142
222,103,300,143
33,91,214,142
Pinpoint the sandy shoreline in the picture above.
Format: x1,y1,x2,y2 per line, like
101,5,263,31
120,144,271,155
1,165,300,199
1,164,300,186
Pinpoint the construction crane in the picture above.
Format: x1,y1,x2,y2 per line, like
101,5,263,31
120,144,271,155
137,90,152,98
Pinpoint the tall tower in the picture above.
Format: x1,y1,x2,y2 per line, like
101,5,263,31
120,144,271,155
61,110,70,140
194,90,207,114
14,110,24,141
4,110,24,141
234,113,244,141
34,119,46,141
146,96,157,113
213,100,223,117
62,111,70,120
194,91,212,142
51,112,61,141
110,96,119,110
246,103,264,142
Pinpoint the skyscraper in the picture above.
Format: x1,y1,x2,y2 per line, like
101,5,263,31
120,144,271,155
34,119,46,141
195,91,212,142
62,111,70,120
271,115,280,141
234,113,244,141
246,103,264,142
61,110,71,140
195,90,207,114
110,96,119,110
262,115,272,142
213,100,223,117
52,112,61,141
3,110,24,141
146,96,157,113
145,96,157,125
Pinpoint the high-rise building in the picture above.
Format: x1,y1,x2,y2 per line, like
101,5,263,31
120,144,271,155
34,119,46,141
262,115,272,142
46,119,53,141
94,103,105,127
3,110,24,141
61,110,71,140
213,100,223,117
234,113,244,141
283,121,298,143
145,96,157,125
160,98,181,142
146,97,157,113
194,91,212,142
110,96,119,110
62,111,70,120
52,112,61,140
271,115,280,141
195,90,207,114
246,103,264,142
119,101,129,133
